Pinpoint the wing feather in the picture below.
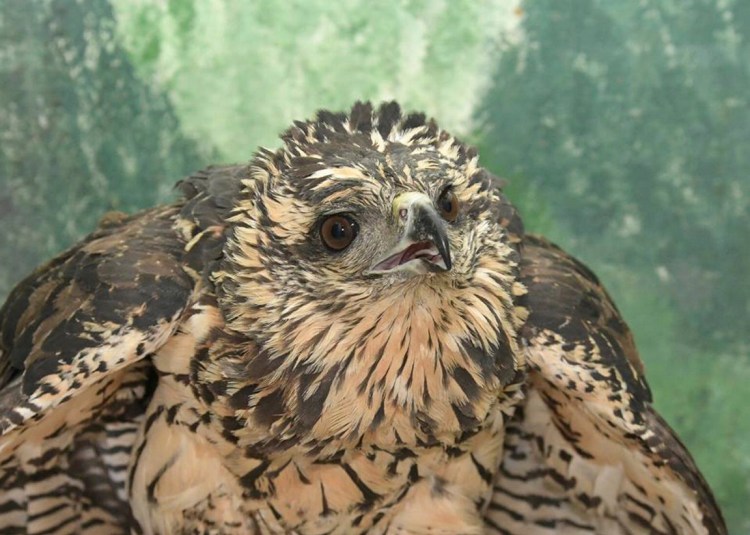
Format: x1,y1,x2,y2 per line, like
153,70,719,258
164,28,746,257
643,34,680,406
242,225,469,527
0,166,240,532
487,235,726,534
0,206,194,438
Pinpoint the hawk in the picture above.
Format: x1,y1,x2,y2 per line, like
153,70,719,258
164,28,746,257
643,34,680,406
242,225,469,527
0,102,725,534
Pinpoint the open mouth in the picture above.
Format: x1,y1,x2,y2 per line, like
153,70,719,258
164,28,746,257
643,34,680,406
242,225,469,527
369,241,446,272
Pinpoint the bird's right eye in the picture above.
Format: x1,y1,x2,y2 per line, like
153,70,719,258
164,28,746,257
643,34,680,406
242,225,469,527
320,215,358,251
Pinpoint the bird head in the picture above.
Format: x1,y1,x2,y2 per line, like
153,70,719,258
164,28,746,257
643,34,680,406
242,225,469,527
216,102,525,448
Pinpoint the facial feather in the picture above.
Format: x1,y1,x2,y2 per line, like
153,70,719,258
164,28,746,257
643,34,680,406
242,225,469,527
212,102,524,450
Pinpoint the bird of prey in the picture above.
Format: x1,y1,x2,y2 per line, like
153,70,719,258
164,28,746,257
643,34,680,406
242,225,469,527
0,102,725,534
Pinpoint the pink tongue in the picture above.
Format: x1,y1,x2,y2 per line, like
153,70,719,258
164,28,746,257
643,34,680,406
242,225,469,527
400,242,433,264
373,241,437,271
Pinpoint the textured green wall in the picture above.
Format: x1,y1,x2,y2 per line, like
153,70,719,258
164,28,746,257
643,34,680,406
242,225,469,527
1,1,747,531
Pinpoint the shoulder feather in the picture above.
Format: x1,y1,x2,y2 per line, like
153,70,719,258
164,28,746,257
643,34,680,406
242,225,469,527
0,206,193,437
488,235,726,534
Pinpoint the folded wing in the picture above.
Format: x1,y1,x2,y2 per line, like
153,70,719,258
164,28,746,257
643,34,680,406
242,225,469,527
486,235,725,534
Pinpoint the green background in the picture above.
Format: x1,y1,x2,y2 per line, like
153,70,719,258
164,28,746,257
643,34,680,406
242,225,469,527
1,1,748,531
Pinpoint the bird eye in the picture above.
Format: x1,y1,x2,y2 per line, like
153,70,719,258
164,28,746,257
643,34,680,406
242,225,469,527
320,215,358,251
437,187,459,222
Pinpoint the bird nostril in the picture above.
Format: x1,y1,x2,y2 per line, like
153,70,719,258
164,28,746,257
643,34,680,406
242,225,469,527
399,208,408,221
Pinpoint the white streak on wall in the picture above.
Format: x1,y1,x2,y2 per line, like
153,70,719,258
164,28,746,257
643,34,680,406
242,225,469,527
112,0,523,160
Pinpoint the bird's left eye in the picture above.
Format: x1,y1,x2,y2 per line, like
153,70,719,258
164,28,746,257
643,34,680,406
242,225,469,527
320,215,358,251
437,187,459,222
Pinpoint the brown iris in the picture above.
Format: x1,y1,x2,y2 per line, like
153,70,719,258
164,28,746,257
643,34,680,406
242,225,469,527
437,187,459,222
320,215,358,251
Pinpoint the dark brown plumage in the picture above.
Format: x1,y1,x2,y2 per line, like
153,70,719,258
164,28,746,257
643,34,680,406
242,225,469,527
0,102,725,534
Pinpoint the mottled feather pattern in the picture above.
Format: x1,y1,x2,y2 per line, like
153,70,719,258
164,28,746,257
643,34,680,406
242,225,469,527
0,207,189,533
0,102,725,534
488,236,725,534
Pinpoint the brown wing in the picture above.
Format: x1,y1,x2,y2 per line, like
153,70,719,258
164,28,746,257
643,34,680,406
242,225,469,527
0,206,195,532
486,235,726,535
0,206,194,436
0,166,242,533
0,162,245,436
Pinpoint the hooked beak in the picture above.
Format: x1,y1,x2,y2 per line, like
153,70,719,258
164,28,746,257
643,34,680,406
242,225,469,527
367,192,452,275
